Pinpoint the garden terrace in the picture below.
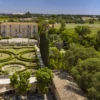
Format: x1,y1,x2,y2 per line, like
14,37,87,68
0,46,39,75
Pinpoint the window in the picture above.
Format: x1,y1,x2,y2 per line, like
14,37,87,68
23,28,25,32
28,25,29,28
19,25,21,32
3,30,5,33
33,29,36,33
2,31,6,37
3,25,5,30
27,30,29,32
9,25,12,32
15,29,17,32
10,29,11,33
34,25,36,28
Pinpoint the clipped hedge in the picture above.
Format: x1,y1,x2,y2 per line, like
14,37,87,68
15,68,37,74
1,62,38,75
18,50,37,62
2,37,11,39
0,71,8,75
13,46,22,49
1,62,26,67
0,51,14,63
26,64,38,69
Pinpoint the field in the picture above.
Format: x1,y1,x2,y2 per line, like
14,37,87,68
54,23,100,36
0,17,19,22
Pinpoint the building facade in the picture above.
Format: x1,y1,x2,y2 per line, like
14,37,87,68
0,22,38,38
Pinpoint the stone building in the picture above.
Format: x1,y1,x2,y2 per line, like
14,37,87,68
0,22,38,38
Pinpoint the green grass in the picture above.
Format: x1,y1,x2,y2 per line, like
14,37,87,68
0,53,10,60
1,58,37,66
55,23,100,36
0,17,19,22
0,18,9,21
22,52,35,59
4,48,34,54
55,23,100,29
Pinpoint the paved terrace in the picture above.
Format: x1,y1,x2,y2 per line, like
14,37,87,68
0,77,36,93
0,38,37,44
0,77,36,85
53,71,87,100
35,45,44,68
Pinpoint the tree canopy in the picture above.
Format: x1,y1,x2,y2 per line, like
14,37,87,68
35,67,53,94
10,71,31,95
71,58,100,100
75,26,91,37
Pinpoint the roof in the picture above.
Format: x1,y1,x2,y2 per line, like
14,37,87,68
52,71,87,100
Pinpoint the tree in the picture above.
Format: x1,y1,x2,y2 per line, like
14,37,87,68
63,50,75,71
63,44,99,70
49,19,55,24
98,17,100,21
39,21,49,66
57,19,66,35
25,12,32,18
49,47,62,69
75,26,91,37
71,58,100,100
60,29,79,44
38,21,49,33
49,47,61,61
0,36,2,40
83,35,97,47
35,67,53,94
40,32,49,66
49,59,57,69
87,87,99,100
48,28,57,35
96,30,100,46
10,71,31,95
10,73,18,87
89,19,94,24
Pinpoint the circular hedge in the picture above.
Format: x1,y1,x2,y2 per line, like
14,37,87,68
0,51,14,63
2,62,26,67
2,63,26,75
18,50,37,62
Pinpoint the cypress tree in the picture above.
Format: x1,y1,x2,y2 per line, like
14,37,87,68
40,31,49,66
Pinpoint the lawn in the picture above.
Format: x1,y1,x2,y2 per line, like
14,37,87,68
0,53,10,60
22,52,35,59
55,23,100,29
54,23,100,36
0,17,19,22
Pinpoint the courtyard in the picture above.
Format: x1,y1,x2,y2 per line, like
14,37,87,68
0,38,39,76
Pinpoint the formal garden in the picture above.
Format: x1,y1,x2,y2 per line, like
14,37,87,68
0,46,39,76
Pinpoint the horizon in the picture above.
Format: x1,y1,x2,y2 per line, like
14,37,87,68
0,0,100,15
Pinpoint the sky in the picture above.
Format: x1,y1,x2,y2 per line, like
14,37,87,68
0,0,100,15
